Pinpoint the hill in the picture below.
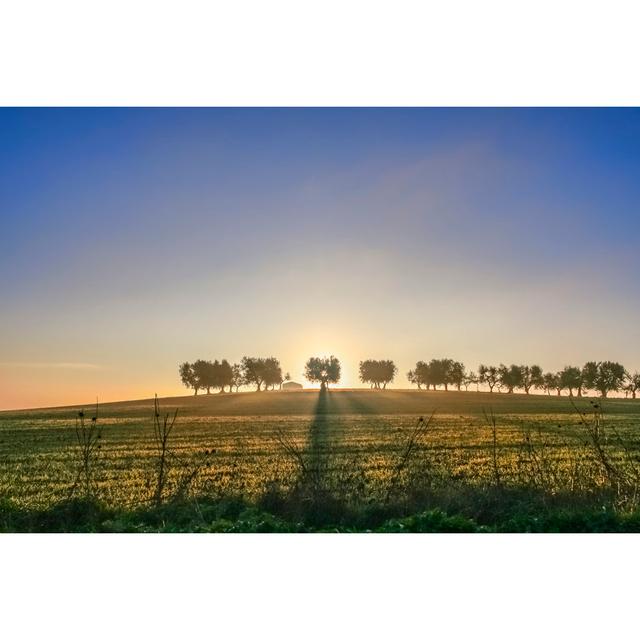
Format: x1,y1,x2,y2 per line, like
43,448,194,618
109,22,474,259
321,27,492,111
2,388,640,532
3,387,640,419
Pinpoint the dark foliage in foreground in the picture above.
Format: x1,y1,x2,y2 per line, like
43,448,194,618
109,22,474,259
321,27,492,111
3,488,640,533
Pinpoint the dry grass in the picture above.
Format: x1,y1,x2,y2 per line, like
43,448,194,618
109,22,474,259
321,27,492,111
2,389,640,520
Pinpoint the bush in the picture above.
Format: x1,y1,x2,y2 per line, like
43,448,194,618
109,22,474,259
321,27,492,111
376,509,483,533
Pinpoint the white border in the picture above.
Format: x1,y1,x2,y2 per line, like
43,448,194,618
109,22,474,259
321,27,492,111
1,0,639,106
1,1,638,636
0,534,637,639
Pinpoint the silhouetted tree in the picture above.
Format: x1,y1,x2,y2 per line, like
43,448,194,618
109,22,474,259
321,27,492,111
241,356,282,392
624,371,640,399
410,361,435,390
498,364,526,394
179,362,200,395
179,359,236,394
190,359,213,395
463,372,479,391
542,372,558,395
559,366,582,397
241,356,266,392
217,359,234,393
263,357,283,391
429,358,453,391
407,368,421,389
197,360,217,394
304,356,341,390
553,373,565,396
449,361,466,391
378,359,397,389
519,365,543,394
230,363,243,393
478,364,499,392
407,359,464,391
359,359,397,389
586,361,627,398
581,362,599,396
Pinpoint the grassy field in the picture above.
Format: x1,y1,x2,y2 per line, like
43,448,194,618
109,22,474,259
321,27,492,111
2,389,640,532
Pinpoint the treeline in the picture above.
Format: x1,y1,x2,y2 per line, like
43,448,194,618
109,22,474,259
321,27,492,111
179,357,282,394
179,355,640,399
407,359,640,398
179,355,342,393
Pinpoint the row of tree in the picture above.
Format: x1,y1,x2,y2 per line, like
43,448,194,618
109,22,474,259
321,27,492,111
180,355,342,393
406,359,640,398
179,359,243,394
180,355,640,398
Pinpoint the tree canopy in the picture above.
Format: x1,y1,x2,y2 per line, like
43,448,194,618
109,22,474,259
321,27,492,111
584,361,627,398
241,356,283,392
406,359,465,391
305,356,341,390
179,359,235,394
179,361,200,395
478,364,500,392
625,372,640,399
559,366,582,396
359,359,397,389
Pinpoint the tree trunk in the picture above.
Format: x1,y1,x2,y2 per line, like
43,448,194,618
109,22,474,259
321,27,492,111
577,387,582,397
557,389,561,396
633,390,637,399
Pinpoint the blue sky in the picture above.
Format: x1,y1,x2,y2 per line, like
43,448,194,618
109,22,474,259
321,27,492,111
1,108,639,408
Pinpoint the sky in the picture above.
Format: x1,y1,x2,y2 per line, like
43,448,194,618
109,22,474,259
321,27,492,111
1,108,640,409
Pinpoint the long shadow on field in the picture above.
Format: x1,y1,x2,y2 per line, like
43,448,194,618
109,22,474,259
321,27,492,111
305,388,333,490
340,390,378,415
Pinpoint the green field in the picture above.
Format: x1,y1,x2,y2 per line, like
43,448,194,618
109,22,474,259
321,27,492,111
2,389,640,532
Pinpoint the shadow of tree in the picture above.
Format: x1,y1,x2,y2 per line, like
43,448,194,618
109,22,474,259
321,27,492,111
305,387,332,496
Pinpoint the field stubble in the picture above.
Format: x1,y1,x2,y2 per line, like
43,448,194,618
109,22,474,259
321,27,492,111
2,389,640,524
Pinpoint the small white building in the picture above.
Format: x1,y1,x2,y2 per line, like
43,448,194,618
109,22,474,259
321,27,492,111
282,380,303,391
